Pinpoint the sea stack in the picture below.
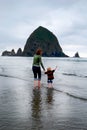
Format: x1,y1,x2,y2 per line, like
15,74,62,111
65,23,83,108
23,26,68,57
74,52,80,58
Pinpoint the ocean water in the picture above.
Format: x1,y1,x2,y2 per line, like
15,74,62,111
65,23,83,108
0,56,87,130
43,57,87,100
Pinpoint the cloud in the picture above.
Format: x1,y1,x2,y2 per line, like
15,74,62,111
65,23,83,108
0,0,87,57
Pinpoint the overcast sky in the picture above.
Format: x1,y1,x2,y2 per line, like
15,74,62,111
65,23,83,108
0,0,87,57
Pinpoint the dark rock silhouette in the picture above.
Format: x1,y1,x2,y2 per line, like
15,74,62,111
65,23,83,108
2,50,12,56
2,49,15,56
23,26,68,57
16,48,22,56
11,49,15,56
2,26,69,57
74,52,80,57
2,48,22,56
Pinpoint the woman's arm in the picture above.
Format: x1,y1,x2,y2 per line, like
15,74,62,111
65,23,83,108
40,56,45,71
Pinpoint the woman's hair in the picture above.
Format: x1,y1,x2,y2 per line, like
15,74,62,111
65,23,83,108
36,48,42,55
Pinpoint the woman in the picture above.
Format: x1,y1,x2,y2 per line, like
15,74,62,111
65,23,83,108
32,48,45,89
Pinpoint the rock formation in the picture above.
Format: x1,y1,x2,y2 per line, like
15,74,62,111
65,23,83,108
74,52,80,58
16,48,22,56
2,48,23,56
2,26,69,57
2,49,15,56
23,26,68,57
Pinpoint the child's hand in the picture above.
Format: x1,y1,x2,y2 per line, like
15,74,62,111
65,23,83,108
43,70,46,73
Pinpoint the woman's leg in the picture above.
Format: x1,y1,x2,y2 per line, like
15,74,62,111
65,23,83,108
32,66,38,88
38,80,41,88
38,67,41,88
34,80,37,88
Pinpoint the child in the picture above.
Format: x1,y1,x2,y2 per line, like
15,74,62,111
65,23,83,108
45,66,57,88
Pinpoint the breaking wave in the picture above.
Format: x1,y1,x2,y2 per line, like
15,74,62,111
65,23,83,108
0,73,29,81
62,73,87,78
42,85,87,101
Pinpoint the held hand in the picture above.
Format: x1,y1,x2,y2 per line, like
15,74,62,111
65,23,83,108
43,69,46,73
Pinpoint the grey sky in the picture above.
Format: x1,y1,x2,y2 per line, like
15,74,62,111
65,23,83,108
0,0,87,57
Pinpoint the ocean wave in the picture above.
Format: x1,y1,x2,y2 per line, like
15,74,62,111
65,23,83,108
53,88,87,101
0,74,28,81
1,73,87,101
42,84,87,101
62,73,87,78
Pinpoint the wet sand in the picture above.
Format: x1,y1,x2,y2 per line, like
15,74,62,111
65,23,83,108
0,76,87,130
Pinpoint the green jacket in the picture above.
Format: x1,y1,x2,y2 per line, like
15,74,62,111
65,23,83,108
32,54,45,70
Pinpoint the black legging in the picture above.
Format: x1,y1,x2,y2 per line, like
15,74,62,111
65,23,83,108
32,66,41,80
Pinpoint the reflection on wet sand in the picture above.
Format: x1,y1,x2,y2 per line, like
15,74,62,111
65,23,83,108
31,87,54,129
46,88,54,104
31,89,42,129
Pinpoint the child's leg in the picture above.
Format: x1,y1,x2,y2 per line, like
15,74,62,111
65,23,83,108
48,80,53,88
48,83,50,88
50,83,53,88
48,83,52,88
50,80,53,88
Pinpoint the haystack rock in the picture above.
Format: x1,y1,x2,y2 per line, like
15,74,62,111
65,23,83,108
23,26,68,57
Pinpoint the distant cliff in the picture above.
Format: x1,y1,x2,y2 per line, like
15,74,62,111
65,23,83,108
2,48,22,56
2,26,68,57
2,49,16,56
23,26,68,57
